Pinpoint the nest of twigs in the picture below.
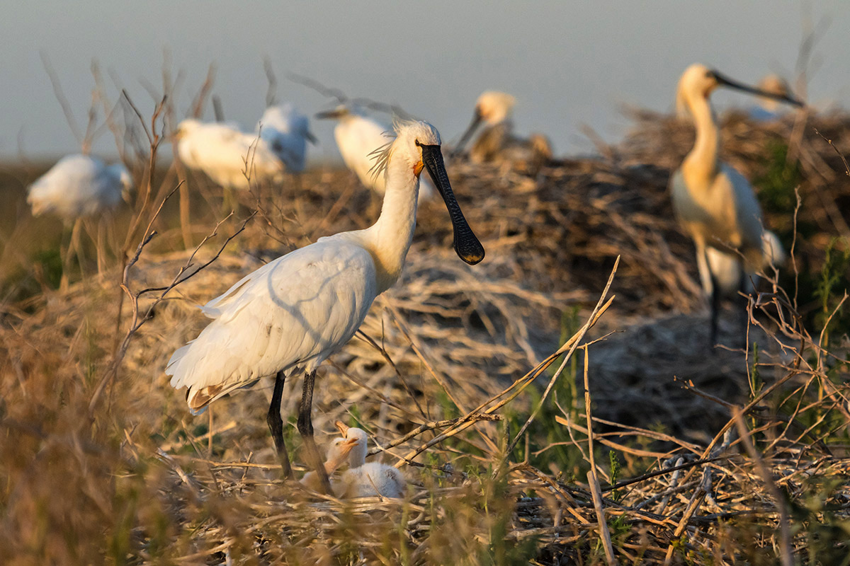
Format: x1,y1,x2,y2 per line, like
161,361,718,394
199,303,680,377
1,107,850,564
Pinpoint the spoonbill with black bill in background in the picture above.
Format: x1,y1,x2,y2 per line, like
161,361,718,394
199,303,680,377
670,63,802,345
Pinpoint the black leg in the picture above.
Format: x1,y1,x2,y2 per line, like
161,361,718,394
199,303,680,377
709,272,721,348
297,370,332,494
267,371,294,480
737,271,750,349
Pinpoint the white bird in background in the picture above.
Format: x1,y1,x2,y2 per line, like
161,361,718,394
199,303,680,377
332,422,405,499
256,104,317,173
315,105,435,199
452,91,516,161
27,154,133,289
174,119,284,190
670,63,801,344
452,91,552,170
166,120,484,493
28,154,131,219
749,74,793,122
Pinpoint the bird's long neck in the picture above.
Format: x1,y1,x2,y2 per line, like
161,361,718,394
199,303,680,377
363,154,419,294
683,94,720,182
348,441,368,468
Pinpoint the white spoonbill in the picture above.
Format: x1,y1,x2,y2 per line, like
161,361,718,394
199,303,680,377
28,154,131,219
749,75,792,122
28,154,132,289
452,91,552,170
333,421,405,499
315,105,435,199
452,91,515,162
174,119,284,190
670,63,802,343
166,120,484,493
256,104,316,173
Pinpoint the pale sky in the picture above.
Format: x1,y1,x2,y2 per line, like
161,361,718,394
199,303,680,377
1,1,847,161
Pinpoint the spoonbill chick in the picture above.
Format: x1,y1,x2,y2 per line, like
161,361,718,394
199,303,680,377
300,435,359,492
670,63,802,344
174,119,284,190
166,120,484,493
28,154,131,219
333,422,405,499
315,105,435,199
256,104,316,173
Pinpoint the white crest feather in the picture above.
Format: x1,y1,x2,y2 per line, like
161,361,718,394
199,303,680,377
367,116,423,181
367,129,396,181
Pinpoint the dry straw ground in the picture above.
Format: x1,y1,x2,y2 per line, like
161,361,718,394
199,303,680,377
1,92,849,565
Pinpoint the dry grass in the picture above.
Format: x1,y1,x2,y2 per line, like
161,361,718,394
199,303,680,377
1,102,849,565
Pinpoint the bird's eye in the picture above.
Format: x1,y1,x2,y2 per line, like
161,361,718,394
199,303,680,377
415,139,421,147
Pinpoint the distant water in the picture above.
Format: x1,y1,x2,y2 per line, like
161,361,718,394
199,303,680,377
1,1,847,161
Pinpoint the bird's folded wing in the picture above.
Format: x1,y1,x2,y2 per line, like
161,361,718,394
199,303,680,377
167,240,377,411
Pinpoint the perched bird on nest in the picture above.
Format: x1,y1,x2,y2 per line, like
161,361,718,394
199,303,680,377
452,91,552,173
316,104,435,200
301,423,405,499
166,119,484,493
331,422,406,499
670,63,801,344
256,104,316,173
174,118,285,190
748,74,793,122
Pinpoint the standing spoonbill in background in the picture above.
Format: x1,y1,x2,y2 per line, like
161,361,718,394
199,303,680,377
256,104,317,173
174,119,285,191
452,91,552,171
670,63,802,344
315,105,435,200
166,120,484,493
27,154,132,289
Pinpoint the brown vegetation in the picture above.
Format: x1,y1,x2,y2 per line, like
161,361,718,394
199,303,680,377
0,100,849,564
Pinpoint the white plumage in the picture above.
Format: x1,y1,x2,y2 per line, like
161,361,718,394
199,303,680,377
256,104,315,173
27,154,131,219
452,91,516,162
300,435,359,492
704,230,787,297
175,118,284,190
332,423,406,499
670,63,800,342
453,91,552,168
166,119,484,489
317,105,435,199
168,240,376,412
